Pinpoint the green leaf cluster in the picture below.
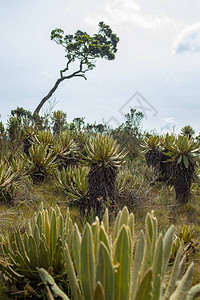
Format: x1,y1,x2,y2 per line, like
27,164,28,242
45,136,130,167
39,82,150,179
164,135,200,168
54,165,89,200
53,131,79,164
0,160,19,189
81,134,128,168
22,144,58,179
38,207,200,300
51,22,119,70
0,203,73,280
141,136,160,153
178,225,194,244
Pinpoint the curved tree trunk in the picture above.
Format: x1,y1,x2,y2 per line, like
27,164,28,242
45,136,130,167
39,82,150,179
34,77,66,115
34,60,87,116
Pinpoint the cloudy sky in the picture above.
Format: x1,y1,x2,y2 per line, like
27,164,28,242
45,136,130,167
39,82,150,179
0,0,200,134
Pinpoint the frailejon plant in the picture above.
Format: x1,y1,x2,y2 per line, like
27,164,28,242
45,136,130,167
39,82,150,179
51,110,67,135
0,203,73,281
54,165,89,214
38,207,200,300
22,144,58,181
34,130,55,147
81,134,127,216
142,134,174,184
141,135,161,168
53,131,79,168
164,135,200,203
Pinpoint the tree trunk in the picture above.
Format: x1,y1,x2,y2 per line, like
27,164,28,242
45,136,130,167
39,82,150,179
88,165,117,217
34,77,66,115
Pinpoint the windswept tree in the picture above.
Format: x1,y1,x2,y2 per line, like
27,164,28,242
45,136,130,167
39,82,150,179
34,22,119,115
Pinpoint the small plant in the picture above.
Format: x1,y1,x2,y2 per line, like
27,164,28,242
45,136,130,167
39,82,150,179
172,225,197,260
179,224,194,243
172,225,196,258
54,165,89,214
53,131,79,168
0,203,73,281
141,135,161,168
22,144,58,181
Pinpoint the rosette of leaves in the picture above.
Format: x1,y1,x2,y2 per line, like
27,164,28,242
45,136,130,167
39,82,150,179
181,125,195,140
22,144,58,181
141,135,161,168
54,165,89,214
164,135,200,203
53,131,79,169
54,166,71,190
81,134,128,215
171,225,196,260
0,203,73,282
51,110,67,135
179,224,194,243
34,130,55,147
39,207,200,300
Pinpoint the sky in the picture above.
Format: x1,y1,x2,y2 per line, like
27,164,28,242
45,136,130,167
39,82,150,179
0,0,200,134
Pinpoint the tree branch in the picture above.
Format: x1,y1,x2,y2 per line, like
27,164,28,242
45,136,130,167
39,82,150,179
60,59,72,78
34,60,88,115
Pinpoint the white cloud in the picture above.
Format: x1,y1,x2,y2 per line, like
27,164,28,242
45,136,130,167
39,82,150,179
160,117,178,133
173,23,200,54
85,0,177,30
